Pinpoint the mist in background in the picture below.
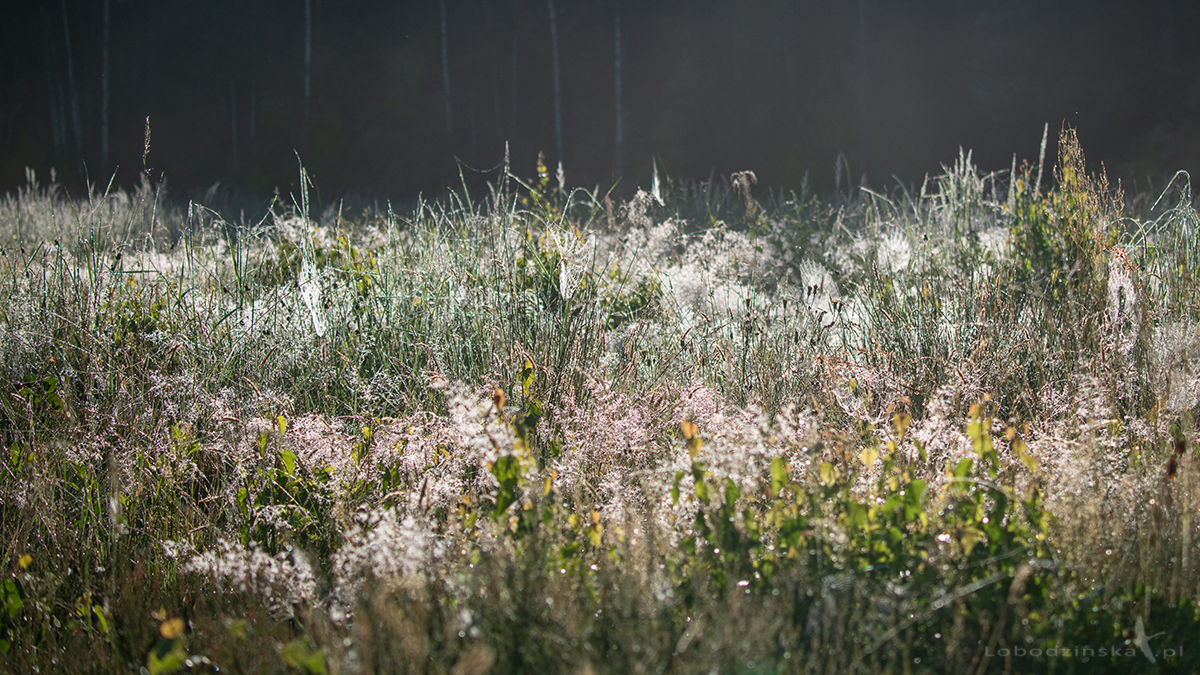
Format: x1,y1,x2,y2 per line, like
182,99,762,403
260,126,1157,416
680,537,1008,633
2,0,1198,202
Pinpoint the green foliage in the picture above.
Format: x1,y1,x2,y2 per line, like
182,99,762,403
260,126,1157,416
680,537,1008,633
237,416,337,557
3,147,1200,673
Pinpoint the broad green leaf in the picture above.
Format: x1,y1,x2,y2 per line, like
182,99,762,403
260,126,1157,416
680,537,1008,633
521,359,535,394
280,449,298,477
491,456,521,516
280,640,328,675
147,638,188,675
724,478,740,506
953,458,974,479
769,457,788,494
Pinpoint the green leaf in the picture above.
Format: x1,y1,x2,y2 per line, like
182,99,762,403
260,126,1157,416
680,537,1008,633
148,638,188,675
818,462,838,487
280,640,328,675
769,457,788,494
953,458,974,479
520,359,535,395
671,471,685,506
280,449,298,477
846,501,869,529
491,456,521,516
692,463,709,505
724,479,740,509
1,578,23,619
905,480,926,522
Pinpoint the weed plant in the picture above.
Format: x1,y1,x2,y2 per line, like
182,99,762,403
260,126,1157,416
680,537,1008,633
1,130,1199,673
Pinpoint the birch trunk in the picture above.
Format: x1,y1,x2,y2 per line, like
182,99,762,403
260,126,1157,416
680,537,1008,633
304,0,312,153
614,0,623,180
230,79,239,174
547,0,563,166
101,0,110,170
440,0,453,140
510,0,519,134
60,0,83,162
856,0,868,181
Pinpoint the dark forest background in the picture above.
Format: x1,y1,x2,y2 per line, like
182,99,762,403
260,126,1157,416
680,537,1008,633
2,0,1200,203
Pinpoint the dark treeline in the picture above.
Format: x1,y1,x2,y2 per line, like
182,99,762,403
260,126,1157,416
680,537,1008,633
1,0,1198,202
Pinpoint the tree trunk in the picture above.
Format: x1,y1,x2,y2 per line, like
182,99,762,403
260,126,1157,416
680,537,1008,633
614,0,623,180
250,0,258,148
304,0,312,154
468,91,478,159
856,0,868,182
60,0,83,164
40,6,66,162
547,0,563,166
510,0,519,135
101,0,110,171
489,5,502,143
230,79,239,174
440,0,453,140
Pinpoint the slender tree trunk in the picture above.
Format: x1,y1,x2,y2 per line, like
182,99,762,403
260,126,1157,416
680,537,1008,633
101,0,110,171
1160,0,1175,122
856,0,868,182
510,0,519,135
230,79,239,174
52,83,68,162
41,7,65,162
304,0,312,154
783,2,798,119
250,0,258,149
469,91,478,159
440,0,453,140
546,0,563,166
614,0,623,180
60,0,83,163
489,6,502,143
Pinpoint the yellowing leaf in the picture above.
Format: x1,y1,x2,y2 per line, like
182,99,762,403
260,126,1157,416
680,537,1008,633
18,554,31,569
959,526,986,557
892,412,912,441
1013,438,1039,473
93,605,109,635
818,462,838,486
521,360,535,394
860,447,879,469
682,420,702,457
159,618,184,640
680,420,698,440
587,523,604,547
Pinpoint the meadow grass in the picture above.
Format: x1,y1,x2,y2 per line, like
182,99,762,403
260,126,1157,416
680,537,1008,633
2,130,1199,674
